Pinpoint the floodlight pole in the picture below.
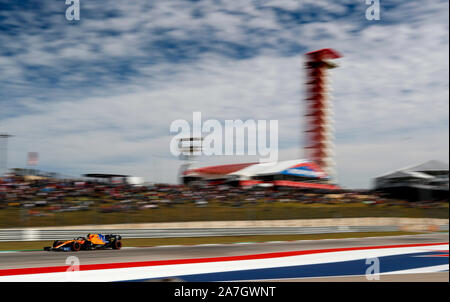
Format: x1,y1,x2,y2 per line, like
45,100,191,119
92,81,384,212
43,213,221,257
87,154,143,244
0,133,13,176
177,136,203,185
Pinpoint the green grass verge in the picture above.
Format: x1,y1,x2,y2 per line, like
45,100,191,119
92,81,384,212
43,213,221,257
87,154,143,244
1,202,449,228
0,231,424,251
0,202,448,228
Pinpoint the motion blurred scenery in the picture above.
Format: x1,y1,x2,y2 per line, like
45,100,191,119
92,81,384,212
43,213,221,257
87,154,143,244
0,0,448,284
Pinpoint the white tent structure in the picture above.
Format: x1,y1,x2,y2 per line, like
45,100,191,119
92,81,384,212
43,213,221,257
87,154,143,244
374,160,449,201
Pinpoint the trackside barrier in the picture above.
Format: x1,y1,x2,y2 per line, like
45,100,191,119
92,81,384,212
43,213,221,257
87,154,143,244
0,225,448,242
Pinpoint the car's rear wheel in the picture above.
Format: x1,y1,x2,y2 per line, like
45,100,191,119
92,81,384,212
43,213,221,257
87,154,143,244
112,240,122,250
72,241,81,252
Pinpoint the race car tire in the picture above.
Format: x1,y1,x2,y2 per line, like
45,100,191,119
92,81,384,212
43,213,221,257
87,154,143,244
112,240,122,250
72,241,81,252
53,241,62,248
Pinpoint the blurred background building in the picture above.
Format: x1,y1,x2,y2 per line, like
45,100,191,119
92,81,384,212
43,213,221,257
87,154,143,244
182,159,339,190
373,160,449,201
303,49,341,183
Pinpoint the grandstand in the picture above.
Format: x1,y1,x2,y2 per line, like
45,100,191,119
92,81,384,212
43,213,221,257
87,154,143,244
182,159,340,190
373,160,449,201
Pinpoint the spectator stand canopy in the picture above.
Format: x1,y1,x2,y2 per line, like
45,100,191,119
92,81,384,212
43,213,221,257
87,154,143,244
373,160,449,201
83,173,130,184
182,159,340,190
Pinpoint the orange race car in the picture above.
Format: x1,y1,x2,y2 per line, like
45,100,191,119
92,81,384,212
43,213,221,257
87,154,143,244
44,233,122,251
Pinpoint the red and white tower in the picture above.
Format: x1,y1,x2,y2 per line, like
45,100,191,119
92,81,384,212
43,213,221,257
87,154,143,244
304,48,341,182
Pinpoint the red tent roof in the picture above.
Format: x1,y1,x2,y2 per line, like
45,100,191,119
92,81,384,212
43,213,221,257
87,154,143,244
185,163,257,175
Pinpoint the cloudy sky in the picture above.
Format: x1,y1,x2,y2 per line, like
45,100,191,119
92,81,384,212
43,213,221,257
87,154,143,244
0,0,448,188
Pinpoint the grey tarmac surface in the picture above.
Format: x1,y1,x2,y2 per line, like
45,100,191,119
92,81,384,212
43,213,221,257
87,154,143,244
0,233,447,272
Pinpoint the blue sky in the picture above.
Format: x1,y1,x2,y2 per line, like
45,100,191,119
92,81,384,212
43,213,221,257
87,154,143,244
0,0,448,188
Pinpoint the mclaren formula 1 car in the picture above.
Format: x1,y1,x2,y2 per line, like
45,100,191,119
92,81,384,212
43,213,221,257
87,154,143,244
44,233,122,251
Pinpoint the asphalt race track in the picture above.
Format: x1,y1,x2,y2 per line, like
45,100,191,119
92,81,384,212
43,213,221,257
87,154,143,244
0,233,448,281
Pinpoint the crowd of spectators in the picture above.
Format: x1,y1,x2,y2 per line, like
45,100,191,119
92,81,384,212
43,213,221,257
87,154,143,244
0,173,447,216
